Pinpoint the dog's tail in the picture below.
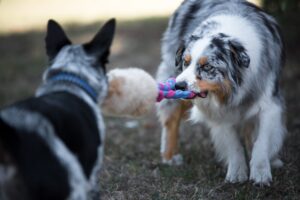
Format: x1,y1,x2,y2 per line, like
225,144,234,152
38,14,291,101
0,117,71,200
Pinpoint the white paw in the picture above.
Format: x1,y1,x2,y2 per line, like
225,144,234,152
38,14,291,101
250,159,272,186
162,154,183,166
225,162,248,183
271,158,283,169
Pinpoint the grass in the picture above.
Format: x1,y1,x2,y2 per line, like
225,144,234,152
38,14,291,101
101,114,300,199
0,16,300,200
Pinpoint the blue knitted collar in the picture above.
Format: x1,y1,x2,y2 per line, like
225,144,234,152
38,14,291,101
49,72,98,102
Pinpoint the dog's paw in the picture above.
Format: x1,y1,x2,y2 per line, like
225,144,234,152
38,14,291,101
250,159,272,186
225,162,248,183
162,154,183,166
271,158,283,169
88,190,101,200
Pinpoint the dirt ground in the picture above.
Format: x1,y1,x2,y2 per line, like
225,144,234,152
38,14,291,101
0,17,299,200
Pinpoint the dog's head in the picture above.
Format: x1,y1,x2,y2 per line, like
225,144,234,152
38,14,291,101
175,34,250,104
43,19,116,102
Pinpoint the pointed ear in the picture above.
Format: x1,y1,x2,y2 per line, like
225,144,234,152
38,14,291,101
175,42,186,67
229,40,250,68
83,18,116,65
45,19,71,60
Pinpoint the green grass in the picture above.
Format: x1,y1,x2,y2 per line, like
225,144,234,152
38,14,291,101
0,17,300,200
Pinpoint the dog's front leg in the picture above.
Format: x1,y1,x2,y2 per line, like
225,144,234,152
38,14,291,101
157,100,191,165
87,146,104,200
210,124,248,183
250,101,285,186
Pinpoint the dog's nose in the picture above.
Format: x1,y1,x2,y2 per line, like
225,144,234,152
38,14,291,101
175,81,188,90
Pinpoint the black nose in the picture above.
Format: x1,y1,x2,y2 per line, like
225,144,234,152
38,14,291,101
175,81,188,90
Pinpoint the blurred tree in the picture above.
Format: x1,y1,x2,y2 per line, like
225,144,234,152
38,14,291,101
261,0,300,58
262,0,300,14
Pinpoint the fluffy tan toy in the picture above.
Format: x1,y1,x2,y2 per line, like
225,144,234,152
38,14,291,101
101,68,158,117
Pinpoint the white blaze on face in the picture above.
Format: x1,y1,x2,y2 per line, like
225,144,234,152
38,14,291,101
176,38,211,93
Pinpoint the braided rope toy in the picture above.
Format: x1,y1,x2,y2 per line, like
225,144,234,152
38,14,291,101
157,77,196,102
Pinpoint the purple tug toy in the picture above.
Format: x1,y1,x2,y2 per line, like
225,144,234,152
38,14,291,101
157,78,196,102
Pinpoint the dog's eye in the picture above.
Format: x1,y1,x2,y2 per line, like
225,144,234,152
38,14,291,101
203,64,213,71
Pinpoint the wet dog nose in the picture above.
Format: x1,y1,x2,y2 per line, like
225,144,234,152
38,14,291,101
175,81,188,90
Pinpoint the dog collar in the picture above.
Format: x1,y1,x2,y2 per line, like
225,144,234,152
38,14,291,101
49,72,98,103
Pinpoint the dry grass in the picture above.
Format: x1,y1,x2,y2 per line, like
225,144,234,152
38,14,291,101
0,17,299,200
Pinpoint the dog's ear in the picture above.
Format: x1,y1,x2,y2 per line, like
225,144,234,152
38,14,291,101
175,43,186,67
228,40,250,68
45,19,71,60
83,18,116,66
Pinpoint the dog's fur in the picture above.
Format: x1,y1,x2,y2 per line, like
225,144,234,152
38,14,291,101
157,0,286,185
0,19,115,199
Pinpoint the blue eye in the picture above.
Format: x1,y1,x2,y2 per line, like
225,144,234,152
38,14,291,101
203,64,213,71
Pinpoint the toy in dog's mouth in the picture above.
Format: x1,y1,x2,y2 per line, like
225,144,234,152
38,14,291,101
175,81,208,99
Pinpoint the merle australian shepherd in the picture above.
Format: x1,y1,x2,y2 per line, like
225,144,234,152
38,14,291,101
0,19,115,199
156,0,285,185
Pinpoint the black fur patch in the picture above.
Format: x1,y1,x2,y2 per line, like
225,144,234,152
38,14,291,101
45,20,71,60
171,0,189,29
261,16,281,44
83,19,115,67
228,40,250,85
171,11,179,29
175,42,186,68
190,35,201,41
211,37,227,55
12,92,100,178
210,36,249,85
226,39,250,69
272,76,280,97
179,2,202,38
0,118,71,200
215,51,227,63
242,1,281,44
218,33,229,38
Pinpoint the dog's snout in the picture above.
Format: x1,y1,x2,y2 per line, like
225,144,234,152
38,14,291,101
175,81,188,90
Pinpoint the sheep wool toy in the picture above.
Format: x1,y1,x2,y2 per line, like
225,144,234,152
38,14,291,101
101,68,196,117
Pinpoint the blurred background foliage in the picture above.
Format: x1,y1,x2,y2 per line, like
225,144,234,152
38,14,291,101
263,0,300,14
263,0,300,58
0,0,183,33
0,0,298,34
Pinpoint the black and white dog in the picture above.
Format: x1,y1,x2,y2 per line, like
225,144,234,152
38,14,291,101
157,0,285,185
0,19,115,199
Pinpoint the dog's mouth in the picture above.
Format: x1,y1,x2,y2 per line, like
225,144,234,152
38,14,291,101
187,83,208,98
197,91,208,98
